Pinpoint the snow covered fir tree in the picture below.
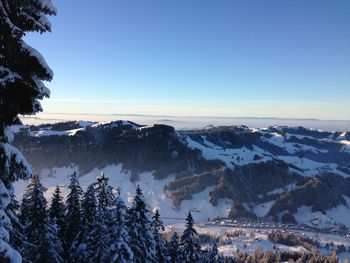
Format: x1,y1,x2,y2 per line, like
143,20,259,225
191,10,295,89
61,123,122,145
19,174,63,263
65,171,83,261
49,185,66,246
128,185,157,263
11,172,344,263
180,212,202,263
152,209,170,263
0,0,56,261
1,0,349,262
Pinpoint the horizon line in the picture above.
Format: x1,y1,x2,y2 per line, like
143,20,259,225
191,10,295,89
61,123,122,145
20,112,350,123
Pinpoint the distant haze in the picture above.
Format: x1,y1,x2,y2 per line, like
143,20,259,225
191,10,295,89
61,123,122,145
21,113,350,131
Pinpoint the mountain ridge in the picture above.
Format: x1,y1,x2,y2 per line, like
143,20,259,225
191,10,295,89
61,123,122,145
13,120,350,229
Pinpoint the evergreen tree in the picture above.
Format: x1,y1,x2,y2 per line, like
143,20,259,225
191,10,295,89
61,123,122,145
76,184,102,263
151,209,170,263
95,173,114,262
180,212,201,263
78,173,123,263
207,242,220,263
19,174,63,263
127,185,156,263
65,171,83,261
168,232,180,263
9,198,34,262
81,184,97,228
108,190,134,263
0,0,56,261
95,172,115,210
49,185,66,242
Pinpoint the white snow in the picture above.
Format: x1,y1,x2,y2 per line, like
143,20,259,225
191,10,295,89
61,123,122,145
339,140,350,154
76,120,96,127
261,133,328,154
33,76,50,97
326,196,350,229
0,181,11,209
91,120,139,129
17,163,350,229
28,128,84,137
285,133,319,140
4,126,15,143
252,201,274,217
184,131,348,177
1,143,32,179
266,183,297,196
336,132,348,141
14,164,231,223
339,140,350,146
0,66,21,85
185,136,273,169
14,165,78,201
12,163,350,259
340,145,350,154
38,0,57,14
293,197,350,229
21,42,53,78
26,120,97,137
166,224,318,258
11,123,350,236
184,134,347,177
0,240,22,263
277,156,347,177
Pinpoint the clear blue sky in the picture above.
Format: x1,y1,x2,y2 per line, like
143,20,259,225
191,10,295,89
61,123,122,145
26,0,350,120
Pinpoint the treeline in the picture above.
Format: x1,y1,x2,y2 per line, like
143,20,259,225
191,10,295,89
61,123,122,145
224,249,340,263
12,172,214,263
267,231,319,252
11,172,344,263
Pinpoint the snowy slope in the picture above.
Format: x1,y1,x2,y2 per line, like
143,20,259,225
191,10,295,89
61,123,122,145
13,122,350,229
182,126,350,178
23,120,141,137
292,196,350,229
14,164,231,224
185,136,273,169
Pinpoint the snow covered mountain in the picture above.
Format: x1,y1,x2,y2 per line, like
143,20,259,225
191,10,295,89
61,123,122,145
13,121,350,229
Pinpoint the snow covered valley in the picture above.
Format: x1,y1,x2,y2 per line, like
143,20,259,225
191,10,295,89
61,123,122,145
13,121,350,231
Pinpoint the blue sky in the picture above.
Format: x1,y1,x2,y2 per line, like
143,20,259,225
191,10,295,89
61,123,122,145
26,0,350,120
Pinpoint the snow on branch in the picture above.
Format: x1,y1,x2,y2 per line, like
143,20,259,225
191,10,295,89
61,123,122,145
21,41,54,79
